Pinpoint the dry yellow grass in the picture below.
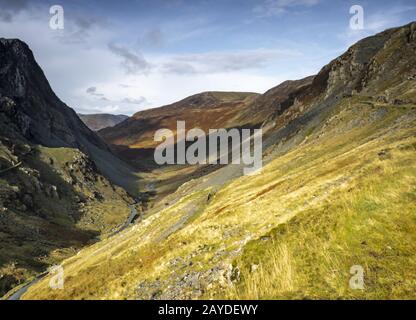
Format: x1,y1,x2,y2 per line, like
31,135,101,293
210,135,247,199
22,97,416,300
230,243,295,299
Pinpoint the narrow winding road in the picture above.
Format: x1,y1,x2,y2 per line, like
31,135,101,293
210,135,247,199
111,204,138,236
7,273,46,301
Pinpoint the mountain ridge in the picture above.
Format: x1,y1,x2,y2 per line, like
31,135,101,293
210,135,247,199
99,91,259,149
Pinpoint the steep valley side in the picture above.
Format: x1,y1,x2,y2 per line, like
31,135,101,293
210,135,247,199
0,38,139,297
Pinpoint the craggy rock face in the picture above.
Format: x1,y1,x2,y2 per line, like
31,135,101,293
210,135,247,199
0,39,30,98
318,22,416,99
0,38,107,151
0,38,139,191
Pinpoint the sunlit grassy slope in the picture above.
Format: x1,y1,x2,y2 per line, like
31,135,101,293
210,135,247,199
23,95,416,299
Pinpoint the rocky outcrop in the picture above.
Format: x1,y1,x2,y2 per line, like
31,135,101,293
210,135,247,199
316,22,416,99
0,39,108,150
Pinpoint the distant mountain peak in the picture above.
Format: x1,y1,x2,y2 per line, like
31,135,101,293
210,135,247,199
78,113,129,131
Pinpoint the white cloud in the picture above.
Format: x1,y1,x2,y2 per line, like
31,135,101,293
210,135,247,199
0,0,29,21
108,42,152,75
253,0,320,17
86,86,104,96
121,97,148,105
159,49,301,74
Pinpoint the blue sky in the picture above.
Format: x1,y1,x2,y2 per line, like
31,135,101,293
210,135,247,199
0,0,415,114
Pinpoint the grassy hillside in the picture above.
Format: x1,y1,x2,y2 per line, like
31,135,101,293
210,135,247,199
0,142,134,296
228,99,416,299
6,22,416,300
99,91,259,150
21,95,416,299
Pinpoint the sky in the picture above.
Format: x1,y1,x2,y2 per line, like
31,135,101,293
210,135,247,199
0,0,415,115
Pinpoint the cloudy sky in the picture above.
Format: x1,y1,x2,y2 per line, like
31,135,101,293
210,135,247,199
0,0,414,115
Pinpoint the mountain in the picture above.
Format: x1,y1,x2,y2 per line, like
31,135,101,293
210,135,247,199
0,39,139,194
5,21,416,300
78,114,129,131
98,85,318,200
100,91,258,149
0,39,139,295
0,39,107,150
99,91,260,200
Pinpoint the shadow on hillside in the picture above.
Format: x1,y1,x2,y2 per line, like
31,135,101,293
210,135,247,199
106,122,264,206
0,144,100,296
